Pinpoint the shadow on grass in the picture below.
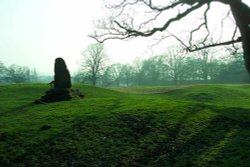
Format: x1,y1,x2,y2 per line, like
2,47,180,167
1,104,250,167
0,103,35,116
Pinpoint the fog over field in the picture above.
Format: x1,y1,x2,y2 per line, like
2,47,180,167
1,1,250,166
0,0,249,75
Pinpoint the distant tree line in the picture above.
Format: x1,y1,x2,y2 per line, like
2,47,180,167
0,62,38,83
2,43,248,86
75,43,250,86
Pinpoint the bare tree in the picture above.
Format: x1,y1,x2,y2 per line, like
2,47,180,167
102,63,123,86
164,47,186,84
0,61,7,83
196,49,214,81
90,0,250,74
5,64,30,83
121,64,133,86
81,43,108,86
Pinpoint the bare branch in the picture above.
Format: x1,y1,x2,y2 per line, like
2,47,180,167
141,0,183,12
91,1,212,43
188,37,242,52
201,2,211,44
91,0,249,67
105,0,140,9
188,3,211,48
89,35,131,43
150,34,173,47
219,9,231,41
113,2,206,37
168,30,242,52
231,25,239,49
138,11,162,30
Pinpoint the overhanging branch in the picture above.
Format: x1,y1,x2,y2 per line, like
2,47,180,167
113,2,206,37
188,37,242,51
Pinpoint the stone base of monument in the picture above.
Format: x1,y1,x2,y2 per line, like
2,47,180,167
34,88,84,104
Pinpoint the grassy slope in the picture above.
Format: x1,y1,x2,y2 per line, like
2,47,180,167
0,84,250,166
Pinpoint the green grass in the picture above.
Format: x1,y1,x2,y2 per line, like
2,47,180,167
1,83,250,166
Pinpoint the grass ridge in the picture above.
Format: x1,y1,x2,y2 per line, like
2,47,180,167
0,84,250,166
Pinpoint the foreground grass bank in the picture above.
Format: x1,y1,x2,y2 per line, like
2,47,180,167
0,84,250,166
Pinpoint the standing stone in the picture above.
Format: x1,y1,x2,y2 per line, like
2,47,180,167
34,58,75,103
54,58,71,89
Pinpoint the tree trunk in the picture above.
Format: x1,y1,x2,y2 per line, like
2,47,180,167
92,74,97,86
229,1,250,74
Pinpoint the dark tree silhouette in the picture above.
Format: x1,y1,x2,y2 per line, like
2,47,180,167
90,0,250,74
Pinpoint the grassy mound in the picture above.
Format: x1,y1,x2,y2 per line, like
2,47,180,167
163,85,250,104
0,84,250,166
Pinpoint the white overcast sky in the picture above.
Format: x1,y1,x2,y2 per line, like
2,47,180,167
0,0,249,75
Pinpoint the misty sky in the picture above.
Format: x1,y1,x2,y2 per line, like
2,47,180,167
0,0,249,75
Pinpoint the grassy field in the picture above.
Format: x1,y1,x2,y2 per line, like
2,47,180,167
0,84,250,166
